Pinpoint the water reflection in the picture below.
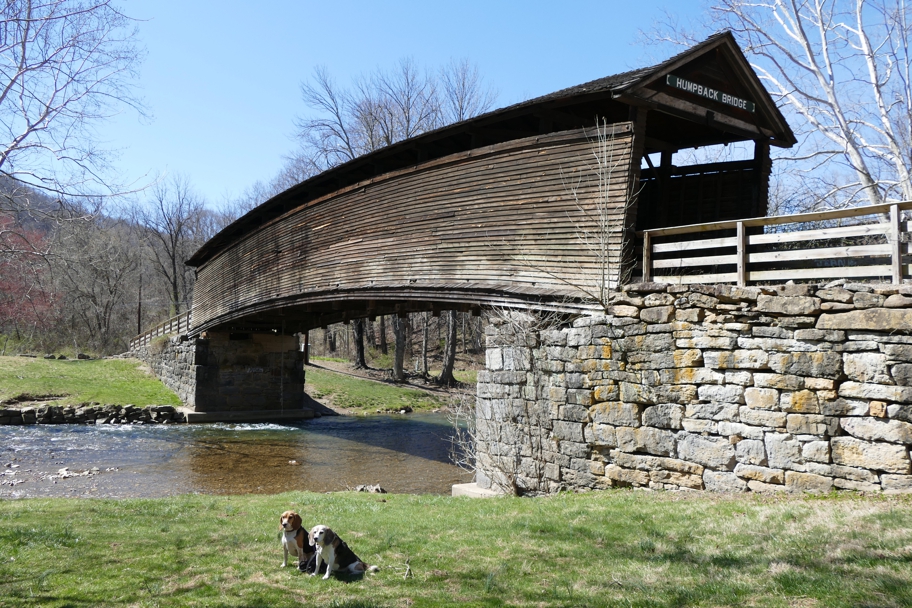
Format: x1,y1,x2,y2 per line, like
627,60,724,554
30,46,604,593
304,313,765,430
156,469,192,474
0,414,471,498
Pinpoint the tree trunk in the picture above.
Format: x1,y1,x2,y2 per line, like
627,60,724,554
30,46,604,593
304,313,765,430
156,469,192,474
437,310,458,386
421,311,429,376
365,318,375,349
352,318,367,368
379,315,388,354
392,315,406,381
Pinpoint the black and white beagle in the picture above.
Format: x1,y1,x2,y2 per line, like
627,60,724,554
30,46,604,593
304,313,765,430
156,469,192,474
309,524,379,579
280,510,313,570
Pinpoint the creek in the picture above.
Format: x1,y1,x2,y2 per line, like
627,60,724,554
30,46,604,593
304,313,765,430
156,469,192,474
0,413,471,498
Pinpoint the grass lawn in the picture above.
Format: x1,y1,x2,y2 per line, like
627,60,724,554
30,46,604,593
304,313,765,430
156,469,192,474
0,356,181,406
1,491,911,607
305,366,445,413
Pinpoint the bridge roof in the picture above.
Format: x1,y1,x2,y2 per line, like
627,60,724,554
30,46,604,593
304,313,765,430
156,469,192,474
189,31,794,268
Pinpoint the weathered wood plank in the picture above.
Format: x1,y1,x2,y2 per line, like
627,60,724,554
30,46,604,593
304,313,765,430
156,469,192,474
748,243,892,264
652,236,738,253
749,265,894,281
638,201,912,237
749,223,889,245
650,272,739,284
652,254,739,269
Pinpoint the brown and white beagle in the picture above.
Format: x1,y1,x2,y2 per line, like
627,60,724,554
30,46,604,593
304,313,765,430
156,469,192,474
280,510,313,569
309,524,379,579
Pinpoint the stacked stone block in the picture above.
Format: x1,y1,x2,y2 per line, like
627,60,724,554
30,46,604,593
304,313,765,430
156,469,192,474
0,404,183,425
476,281,912,494
132,333,305,412
132,337,202,407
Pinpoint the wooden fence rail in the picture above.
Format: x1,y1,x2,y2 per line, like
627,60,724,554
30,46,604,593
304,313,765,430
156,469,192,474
129,311,192,350
637,201,912,286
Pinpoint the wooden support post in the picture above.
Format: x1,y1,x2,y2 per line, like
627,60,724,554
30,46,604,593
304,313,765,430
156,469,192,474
303,331,310,365
736,221,747,287
642,231,652,282
891,203,902,284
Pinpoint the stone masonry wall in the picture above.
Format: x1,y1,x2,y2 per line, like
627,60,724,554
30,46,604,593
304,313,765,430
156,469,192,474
132,332,305,411
132,337,203,407
476,281,912,495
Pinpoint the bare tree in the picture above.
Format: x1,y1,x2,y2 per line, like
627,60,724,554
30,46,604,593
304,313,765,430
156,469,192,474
391,314,407,381
438,58,498,124
420,311,430,376
436,310,458,386
53,203,140,352
352,318,367,369
295,57,496,169
643,1,912,209
372,57,440,141
138,175,208,316
378,314,388,354
295,66,361,170
0,0,143,198
0,0,144,349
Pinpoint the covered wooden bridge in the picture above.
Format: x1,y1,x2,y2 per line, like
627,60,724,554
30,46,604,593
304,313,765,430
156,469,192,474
133,32,797,414
185,31,794,337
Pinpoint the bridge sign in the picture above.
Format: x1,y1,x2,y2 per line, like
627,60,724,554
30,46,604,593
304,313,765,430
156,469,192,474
666,74,755,113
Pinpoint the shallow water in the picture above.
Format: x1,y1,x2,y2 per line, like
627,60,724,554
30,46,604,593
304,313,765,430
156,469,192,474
0,414,471,498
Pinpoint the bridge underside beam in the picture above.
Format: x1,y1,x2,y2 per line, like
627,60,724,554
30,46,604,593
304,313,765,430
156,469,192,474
194,289,597,337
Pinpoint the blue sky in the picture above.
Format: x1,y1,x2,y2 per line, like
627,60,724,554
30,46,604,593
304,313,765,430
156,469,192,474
103,0,704,208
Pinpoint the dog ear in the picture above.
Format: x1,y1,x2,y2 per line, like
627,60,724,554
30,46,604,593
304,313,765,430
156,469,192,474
324,529,336,545
293,514,302,529
308,529,315,546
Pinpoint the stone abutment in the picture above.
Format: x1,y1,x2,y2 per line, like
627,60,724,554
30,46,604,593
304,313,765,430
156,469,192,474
475,281,912,495
132,332,306,414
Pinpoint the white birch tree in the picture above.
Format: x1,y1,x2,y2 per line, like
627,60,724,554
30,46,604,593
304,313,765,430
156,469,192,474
644,0,912,209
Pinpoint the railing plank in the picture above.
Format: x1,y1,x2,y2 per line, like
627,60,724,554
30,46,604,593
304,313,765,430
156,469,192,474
652,254,739,269
130,311,194,351
736,221,746,287
651,236,738,253
642,231,652,283
749,265,894,281
749,223,889,245
748,243,892,264
637,200,910,286
651,272,738,284
638,201,912,238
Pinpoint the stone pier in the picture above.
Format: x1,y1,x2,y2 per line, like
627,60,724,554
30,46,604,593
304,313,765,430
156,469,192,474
132,331,311,421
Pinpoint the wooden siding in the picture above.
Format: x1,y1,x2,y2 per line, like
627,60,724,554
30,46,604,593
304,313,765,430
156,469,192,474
192,125,635,332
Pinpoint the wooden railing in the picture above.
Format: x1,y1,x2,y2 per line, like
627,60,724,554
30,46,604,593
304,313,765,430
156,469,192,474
638,201,912,286
129,311,192,350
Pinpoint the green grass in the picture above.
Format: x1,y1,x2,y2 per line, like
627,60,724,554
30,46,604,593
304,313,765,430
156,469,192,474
0,355,181,406
1,491,911,607
305,366,443,413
